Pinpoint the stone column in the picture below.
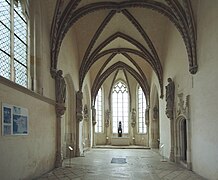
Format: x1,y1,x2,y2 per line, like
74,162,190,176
145,107,149,147
150,105,159,148
76,91,83,156
53,69,66,167
55,104,66,167
186,95,192,169
92,106,96,146
169,119,175,161
105,109,110,145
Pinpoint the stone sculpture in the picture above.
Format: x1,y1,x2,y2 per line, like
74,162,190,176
55,70,66,105
118,121,122,137
165,78,175,119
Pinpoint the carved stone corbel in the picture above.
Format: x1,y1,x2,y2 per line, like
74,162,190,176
55,103,66,118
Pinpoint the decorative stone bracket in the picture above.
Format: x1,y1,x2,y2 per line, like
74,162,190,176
55,103,66,118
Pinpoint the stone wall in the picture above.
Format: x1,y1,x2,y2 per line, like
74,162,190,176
0,80,56,179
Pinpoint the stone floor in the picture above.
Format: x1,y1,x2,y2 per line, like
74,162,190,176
37,148,205,180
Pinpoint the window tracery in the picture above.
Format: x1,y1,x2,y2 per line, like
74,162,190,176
112,81,129,134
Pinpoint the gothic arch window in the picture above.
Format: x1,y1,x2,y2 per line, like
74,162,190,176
112,81,129,133
95,87,103,133
138,86,147,133
0,0,29,87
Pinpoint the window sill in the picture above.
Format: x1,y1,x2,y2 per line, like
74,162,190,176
0,76,55,105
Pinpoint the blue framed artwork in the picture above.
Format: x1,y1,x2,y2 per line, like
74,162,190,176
2,103,28,136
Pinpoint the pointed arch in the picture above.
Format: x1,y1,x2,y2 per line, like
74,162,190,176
91,61,150,107
80,32,162,89
111,80,129,133
51,0,197,76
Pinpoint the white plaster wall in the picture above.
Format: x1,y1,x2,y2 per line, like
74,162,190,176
153,1,218,179
0,83,56,180
58,28,80,91
58,27,81,155
58,25,94,154
190,1,218,179
157,13,192,159
30,0,55,99
0,1,57,179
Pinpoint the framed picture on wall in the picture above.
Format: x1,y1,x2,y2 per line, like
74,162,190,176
2,103,28,136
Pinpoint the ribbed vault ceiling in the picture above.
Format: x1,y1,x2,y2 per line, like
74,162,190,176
50,0,197,105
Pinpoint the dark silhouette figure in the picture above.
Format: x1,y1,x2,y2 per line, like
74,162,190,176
165,78,175,119
118,121,122,137
55,70,66,105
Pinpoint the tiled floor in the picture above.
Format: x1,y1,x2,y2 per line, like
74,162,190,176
37,148,205,180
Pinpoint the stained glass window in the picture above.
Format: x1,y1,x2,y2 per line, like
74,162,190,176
112,81,129,133
0,0,28,87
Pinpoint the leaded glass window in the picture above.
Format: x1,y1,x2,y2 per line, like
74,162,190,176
95,88,103,133
0,0,28,87
138,86,147,133
112,81,129,133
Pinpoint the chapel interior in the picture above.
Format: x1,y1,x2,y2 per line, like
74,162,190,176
0,0,218,179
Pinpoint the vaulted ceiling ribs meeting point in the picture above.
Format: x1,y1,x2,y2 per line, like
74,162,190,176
50,0,197,102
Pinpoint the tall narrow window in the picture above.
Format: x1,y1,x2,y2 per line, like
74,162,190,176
0,0,28,87
95,88,103,133
112,81,129,133
138,86,147,133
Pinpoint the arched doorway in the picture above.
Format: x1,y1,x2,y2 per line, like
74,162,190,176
180,119,187,162
175,115,191,169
